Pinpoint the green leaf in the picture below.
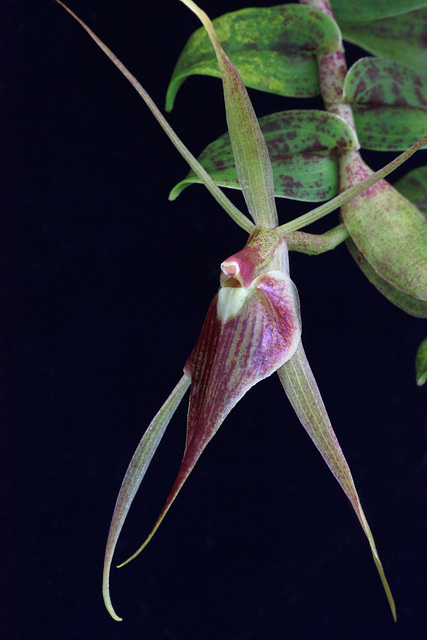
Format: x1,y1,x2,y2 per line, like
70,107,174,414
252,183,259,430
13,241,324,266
277,136,427,233
339,150,427,306
102,374,191,622
346,237,427,317
415,337,427,385
393,166,427,214
339,7,427,74
330,0,427,21
344,58,427,151
179,0,278,227
354,107,427,151
277,342,396,621
170,110,358,202
166,5,342,110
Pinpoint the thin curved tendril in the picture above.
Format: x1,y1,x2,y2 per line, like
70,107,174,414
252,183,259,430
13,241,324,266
53,0,254,234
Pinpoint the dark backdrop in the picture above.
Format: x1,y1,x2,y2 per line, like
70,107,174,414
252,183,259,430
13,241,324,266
3,1,426,639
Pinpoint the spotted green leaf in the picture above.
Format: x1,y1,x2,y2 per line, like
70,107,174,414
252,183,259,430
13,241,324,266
166,4,342,110
415,337,427,385
339,7,427,74
340,150,427,312
343,58,427,151
179,0,279,227
393,166,427,215
330,0,427,21
346,237,427,317
170,110,358,202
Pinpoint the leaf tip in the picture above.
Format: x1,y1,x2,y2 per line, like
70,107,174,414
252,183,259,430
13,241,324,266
168,180,188,200
415,337,427,385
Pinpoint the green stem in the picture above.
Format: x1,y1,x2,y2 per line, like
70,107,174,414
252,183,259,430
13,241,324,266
286,224,348,254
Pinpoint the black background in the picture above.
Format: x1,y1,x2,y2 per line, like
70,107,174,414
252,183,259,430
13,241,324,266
3,1,427,639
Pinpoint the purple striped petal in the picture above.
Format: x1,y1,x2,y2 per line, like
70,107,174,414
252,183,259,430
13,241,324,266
133,230,301,544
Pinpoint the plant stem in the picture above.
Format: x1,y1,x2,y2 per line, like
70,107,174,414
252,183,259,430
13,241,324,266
286,224,349,254
299,0,359,140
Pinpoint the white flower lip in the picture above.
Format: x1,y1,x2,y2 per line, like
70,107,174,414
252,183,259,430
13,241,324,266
217,286,248,323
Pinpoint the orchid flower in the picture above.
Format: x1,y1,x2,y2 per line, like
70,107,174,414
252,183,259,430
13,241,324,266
54,0,427,623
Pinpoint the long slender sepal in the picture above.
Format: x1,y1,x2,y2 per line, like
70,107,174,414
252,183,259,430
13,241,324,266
277,342,397,621
102,374,190,621
278,134,427,233
179,0,278,228
52,0,254,233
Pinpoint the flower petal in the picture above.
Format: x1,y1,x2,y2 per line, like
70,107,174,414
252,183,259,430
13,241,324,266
121,260,301,560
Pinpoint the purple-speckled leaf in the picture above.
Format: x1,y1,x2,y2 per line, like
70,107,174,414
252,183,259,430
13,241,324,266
178,0,280,228
170,110,358,202
339,149,427,305
415,337,427,385
394,166,427,215
346,237,427,317
166,5,341,109
330,0,426,21
344,58,427,150
339,7,427,73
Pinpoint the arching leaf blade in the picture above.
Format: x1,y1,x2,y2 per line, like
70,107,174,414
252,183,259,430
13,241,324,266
167,51,321,107
353,106,427,151
344,58,427,150
344,58,427,109
166,5,342,110
393,166,427,214
339,150,427,302
415,337,427,385
339,8,427,73
177,0,279,228
170,152,339,202
330,0,427,21
346,237,427,317
170,110,358,202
